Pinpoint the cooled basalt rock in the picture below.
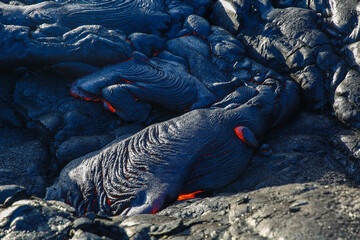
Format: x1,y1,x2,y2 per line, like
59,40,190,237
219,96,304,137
2,111,360,239
156,183,360,239
0,128,48,196
344,41,360,71
209,0,242,35
211,0,344,110
45,77,300,216
334,70,360,129
127,33,166,57
44,108,258,216
0,24,132,70
1,0,360,238
0,0,170,34
56,134,116,167
0,0,216,70
14,72,121,141
330,128,360,182
327,0,360,43
183,14,211,37
0,198,75,239
0,185,27,205
273,0,360,43
70,51,218,123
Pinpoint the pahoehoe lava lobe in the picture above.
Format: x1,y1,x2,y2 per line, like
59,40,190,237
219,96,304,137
46,77,300,216
0,24,133,69
71,51,217,123
45,107,258,216
0,0,170,35
3,0,360,237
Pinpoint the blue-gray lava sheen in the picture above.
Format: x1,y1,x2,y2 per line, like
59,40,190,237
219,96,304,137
1,0,360,216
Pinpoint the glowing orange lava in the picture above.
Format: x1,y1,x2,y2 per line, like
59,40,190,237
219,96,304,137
103,100,116,113
177,190,204,201
235,126,247,144
70,87,101,102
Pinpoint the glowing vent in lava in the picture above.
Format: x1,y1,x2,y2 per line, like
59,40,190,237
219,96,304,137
177,190,204,201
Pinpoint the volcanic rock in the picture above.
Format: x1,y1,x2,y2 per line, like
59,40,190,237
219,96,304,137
334,70,360,129
0,198,75,239
1,0,360,239
0,128,48,196
56,134,115,166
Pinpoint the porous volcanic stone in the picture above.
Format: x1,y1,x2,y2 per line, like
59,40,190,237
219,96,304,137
334,70,360,129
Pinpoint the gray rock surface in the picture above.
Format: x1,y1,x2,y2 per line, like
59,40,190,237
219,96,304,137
184,14,211,37
56,134,115,166
0,128,48,196
0,185,27,205
158,183,360,239
334,70,360,129
1,0,360,239
1,111,359,239
14,72,121,141
344,41,360,70
0,198,75,239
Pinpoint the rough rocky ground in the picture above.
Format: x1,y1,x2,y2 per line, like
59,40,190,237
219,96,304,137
1,0,360,238
1,108,360,239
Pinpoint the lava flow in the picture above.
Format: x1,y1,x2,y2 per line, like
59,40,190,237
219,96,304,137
177,190,204,201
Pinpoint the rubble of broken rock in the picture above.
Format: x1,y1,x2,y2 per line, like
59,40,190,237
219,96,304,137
1,0,360,239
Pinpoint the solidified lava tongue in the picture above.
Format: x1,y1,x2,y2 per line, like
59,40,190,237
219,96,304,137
3,0,360,218
39,0,302,216
45,77,299,215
